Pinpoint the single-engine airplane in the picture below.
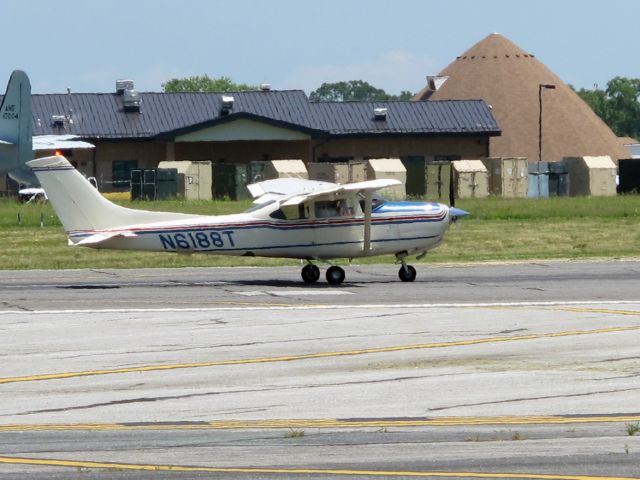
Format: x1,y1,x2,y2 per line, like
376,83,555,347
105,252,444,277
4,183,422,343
29,155,468,284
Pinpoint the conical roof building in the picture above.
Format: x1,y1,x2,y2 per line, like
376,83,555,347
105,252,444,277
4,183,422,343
415,33,628,162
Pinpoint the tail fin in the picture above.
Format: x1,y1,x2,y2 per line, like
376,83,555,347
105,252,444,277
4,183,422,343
0,70,34,184
28,155,200,233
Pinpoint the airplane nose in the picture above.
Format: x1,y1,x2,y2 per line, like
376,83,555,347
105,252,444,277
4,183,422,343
449,207,470,222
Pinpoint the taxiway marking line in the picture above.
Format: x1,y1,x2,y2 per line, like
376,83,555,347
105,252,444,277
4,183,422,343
0,300,637,315
1,325,639,386
559,307,640,316
0,456,635,479
3,414,640,431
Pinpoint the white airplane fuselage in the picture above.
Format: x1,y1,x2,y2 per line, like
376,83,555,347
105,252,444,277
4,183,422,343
67,201,450,260
29,155,463,283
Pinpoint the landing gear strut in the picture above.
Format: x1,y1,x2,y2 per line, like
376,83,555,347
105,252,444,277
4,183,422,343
396,252,417,282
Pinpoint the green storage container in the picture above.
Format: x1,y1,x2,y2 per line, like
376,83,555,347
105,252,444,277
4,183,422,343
213,163,249,200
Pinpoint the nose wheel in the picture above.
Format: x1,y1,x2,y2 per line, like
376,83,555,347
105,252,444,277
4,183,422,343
398,264,417,282
396,251,417,282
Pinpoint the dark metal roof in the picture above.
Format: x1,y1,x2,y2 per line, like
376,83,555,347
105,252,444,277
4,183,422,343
4,90,500,140
309,100,500,136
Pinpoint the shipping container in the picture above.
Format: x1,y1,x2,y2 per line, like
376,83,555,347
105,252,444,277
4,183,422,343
212,163,249,200
563,156,617,196
308,162,367,184
618,159,640,193
482,157,528,197
451,160,489,199
425,161,452,203
366,158,407,200
548,161,570,197
158,161,212,200
528,162,549,198
263,159,308,180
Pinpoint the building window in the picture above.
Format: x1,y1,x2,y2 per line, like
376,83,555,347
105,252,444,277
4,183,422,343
112,160,138,188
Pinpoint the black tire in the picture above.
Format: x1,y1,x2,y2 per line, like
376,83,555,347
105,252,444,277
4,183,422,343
301,264,320,284
398,265,417,282
326,266,346,285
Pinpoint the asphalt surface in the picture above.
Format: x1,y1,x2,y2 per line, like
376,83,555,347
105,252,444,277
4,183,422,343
1,260,639,479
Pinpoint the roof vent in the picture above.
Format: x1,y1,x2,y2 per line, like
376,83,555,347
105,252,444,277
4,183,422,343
123,89,141,112
373,107,387,121
116,79,134,95
221,95,234,115
51,115,65,127
260,83,271,91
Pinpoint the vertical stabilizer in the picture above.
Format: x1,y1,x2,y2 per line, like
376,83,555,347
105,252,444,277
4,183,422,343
28,156,200,233
0,70,35,184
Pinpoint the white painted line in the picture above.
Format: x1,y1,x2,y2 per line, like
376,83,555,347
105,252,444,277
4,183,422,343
0,300,637,315
233,290,354,297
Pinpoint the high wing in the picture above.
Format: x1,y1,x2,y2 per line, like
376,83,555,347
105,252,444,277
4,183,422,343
279,179,401,206
247,177,401,206
247,177,335,204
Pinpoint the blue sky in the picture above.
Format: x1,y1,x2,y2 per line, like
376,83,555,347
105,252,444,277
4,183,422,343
4,0,638,94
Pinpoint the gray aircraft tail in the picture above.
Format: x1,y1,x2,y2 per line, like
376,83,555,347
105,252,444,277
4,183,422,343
0,70,35,185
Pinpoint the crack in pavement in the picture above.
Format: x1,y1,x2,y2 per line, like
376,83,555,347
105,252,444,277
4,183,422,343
428,386,640,412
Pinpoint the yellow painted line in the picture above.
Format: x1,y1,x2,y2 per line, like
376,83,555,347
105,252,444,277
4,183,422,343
2,414,640,432
559,307,640,316
0,456,637,479
1,324,639,386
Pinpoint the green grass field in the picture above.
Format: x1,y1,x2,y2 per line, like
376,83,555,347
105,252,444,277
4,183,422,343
1,195,638,270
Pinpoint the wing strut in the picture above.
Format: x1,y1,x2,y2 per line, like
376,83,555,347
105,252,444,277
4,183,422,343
363,191,372,255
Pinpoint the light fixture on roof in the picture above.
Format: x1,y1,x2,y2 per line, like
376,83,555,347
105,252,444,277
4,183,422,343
373,107,387,121
221,95,234,115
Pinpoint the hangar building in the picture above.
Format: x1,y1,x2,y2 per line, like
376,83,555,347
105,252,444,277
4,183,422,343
3,87,499,193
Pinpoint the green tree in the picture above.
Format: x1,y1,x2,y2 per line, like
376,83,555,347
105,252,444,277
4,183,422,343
576,77,640,138
162,75,257,92
310,80,413,102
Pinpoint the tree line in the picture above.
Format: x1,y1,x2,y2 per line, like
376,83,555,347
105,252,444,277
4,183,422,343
163,74,640,139
162,75,413,101
574,77,640,139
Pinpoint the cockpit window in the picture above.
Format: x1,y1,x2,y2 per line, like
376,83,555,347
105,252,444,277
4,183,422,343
315,198,359,218
270,203,310,220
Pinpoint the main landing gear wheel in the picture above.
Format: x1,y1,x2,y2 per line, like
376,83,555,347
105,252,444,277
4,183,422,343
326,266,346,285
398,265,417,282
301,264,321,284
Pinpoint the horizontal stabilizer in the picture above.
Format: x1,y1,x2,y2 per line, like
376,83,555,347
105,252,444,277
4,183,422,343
74,231,138,246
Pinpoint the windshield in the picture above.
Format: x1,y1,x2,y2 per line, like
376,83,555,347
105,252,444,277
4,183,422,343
244,199,276,213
